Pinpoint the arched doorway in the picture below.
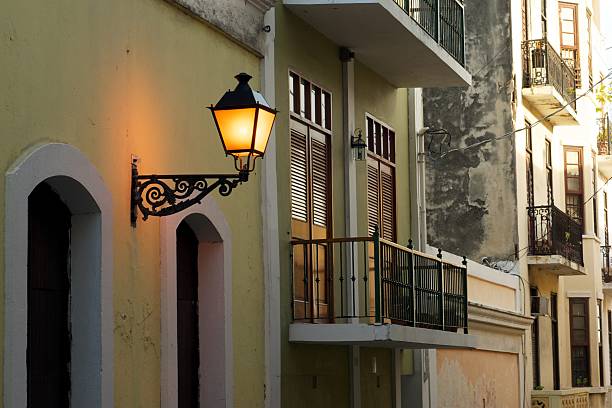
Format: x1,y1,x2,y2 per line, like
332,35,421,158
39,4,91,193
176,221,200,407
27,182,71,407
160,201,233,408
5,144,113,408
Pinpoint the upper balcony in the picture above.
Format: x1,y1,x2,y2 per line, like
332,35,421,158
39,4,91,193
527,205,585,275
283,0,471,87
601,246,612,286
289,233,476,349
522,39,578,125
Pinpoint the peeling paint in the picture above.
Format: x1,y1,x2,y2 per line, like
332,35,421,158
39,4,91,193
423,0,517,261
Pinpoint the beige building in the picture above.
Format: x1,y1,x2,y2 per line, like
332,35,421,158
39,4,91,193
423,0,612,406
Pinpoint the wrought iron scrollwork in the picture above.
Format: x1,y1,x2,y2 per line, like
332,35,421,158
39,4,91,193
131,159,248,225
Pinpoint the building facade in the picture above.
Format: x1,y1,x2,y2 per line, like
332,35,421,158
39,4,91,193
424,0,611,406
1,0,274,407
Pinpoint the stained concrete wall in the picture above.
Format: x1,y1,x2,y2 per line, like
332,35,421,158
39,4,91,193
437,349,520,408
422,0,517,261
168,0,274,54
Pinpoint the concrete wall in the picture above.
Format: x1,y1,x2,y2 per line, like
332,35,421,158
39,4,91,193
422,0,517,261
168,0,273,55
437,349,520,408
0,0,265,406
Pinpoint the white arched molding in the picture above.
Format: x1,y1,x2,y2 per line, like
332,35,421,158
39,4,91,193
160,198,233,408
4,143,114,408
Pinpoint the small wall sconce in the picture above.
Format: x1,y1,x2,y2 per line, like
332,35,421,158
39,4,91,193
351,128,367,161
131,73,278,226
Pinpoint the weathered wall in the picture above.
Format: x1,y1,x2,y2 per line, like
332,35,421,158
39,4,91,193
422,0,517,261
437,349,520,408
167,0,274,54
0,0,265,406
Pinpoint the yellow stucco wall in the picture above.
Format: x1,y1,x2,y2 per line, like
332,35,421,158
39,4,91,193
0,0,265,406
468,276,517,311
437,349,520,408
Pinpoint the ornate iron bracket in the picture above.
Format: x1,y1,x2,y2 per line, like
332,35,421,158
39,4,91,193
130,158,248,226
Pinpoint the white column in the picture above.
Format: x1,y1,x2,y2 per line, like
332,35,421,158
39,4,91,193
261,8,281,408
408,88,427,251
342,48,362,408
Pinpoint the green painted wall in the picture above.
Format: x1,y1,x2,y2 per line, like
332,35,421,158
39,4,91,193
273,5,350,407
0,0,265,406
274,4,411,407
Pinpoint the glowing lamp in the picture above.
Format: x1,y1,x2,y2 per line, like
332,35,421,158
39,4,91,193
130,73,278,226
210,73,278,172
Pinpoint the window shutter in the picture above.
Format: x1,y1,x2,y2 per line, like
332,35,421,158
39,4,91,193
367,161,379,237
290,129,308,222
311,133,329,227
380,163,395,240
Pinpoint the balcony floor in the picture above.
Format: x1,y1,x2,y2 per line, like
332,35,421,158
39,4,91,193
289,323,477,349
527,255,585,276
283,0,471,88
522,86,578,125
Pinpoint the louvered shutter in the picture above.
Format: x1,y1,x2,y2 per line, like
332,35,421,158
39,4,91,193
310,131,329,227
380,163,395,240
367,161,380,237
290,129,308,222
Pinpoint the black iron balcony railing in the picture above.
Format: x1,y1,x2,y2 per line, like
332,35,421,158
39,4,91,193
291,231,468,333
602,246,612,283
394,0,465,66
522,39,576,110
527,205,583,266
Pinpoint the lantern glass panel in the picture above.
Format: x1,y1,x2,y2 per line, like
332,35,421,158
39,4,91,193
214,108,257,153
254,108,276,154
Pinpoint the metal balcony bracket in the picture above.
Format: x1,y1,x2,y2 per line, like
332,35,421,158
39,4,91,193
130,158,248,226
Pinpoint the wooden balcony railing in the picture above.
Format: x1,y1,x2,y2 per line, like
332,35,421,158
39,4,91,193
394,0,466,66
291,230,469,333
527,205,583,266
522,39,577,110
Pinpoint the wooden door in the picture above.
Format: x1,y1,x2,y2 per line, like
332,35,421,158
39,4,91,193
290,119,331,322
27,182,71,407
177,221,200,408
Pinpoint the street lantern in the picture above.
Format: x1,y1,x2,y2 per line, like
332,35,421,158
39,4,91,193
130,73,278,225
351,129,367,161
210,73,277,172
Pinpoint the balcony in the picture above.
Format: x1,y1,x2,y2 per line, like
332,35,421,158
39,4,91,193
283,0,471,87
602,247,612,290
527,205,585,275
289,234,476,349
522,39,578,125
532,389,593,408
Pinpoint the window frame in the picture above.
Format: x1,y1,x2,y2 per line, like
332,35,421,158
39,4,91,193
564,146,584,227
365,114,397,241
289,70,332,133
569,297,591,387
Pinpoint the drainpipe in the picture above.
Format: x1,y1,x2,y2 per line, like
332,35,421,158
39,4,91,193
341,47,361,408
408,88,427,252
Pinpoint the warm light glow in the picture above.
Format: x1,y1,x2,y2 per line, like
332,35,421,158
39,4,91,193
213,108,257,153
254,108,276,154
